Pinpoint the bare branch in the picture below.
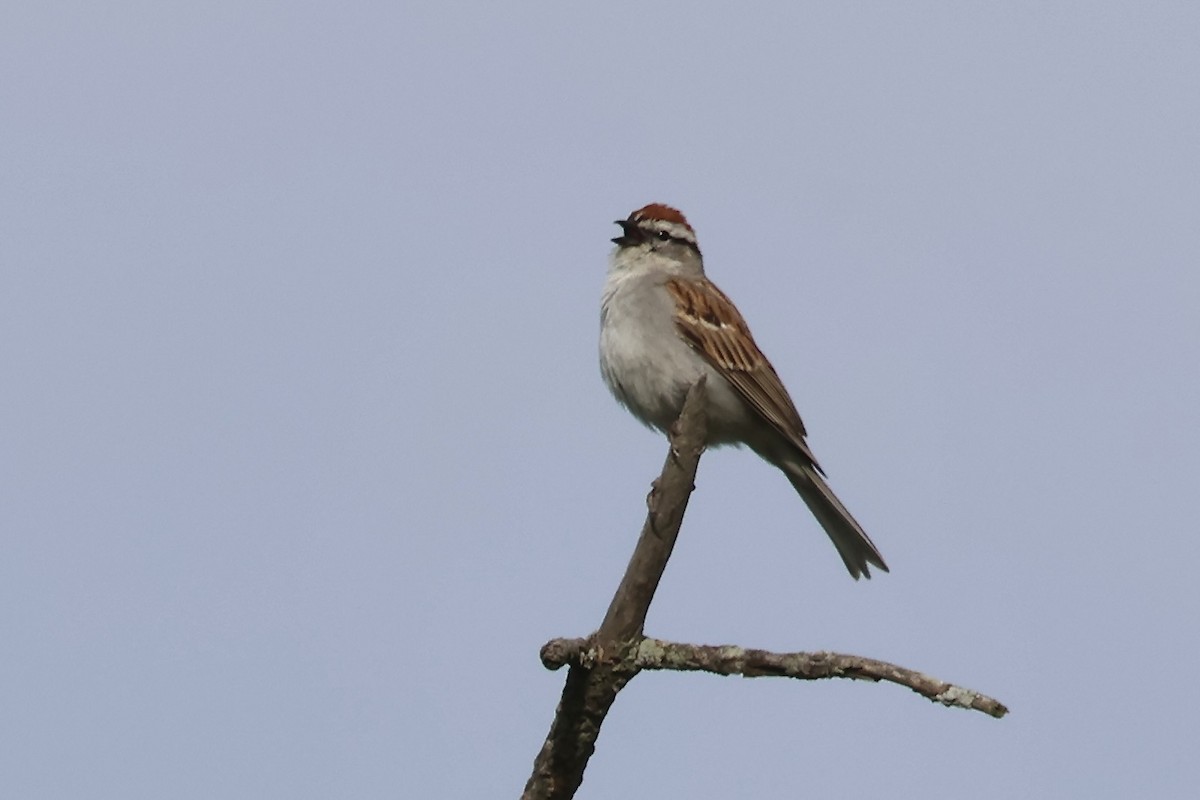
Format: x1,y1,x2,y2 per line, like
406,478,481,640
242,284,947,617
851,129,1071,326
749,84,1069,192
522,379,709,800
522,376,1008,798
636,638,1009,718
540,637,1007,719
597,376,709,641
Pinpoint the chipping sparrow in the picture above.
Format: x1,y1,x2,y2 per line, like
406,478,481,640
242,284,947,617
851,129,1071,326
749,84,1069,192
600,203,888,579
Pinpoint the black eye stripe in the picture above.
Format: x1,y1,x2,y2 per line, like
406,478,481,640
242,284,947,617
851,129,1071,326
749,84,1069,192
646,228,700,255
619,220,700,254
652,228,696,246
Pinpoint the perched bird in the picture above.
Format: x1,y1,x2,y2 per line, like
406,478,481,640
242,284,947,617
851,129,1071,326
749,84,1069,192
599,203,888,579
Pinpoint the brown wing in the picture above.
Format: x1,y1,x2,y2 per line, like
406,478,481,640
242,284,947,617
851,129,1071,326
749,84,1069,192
665,277,824,472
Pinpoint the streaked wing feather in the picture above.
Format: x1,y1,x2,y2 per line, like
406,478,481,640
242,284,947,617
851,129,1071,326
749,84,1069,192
665,277,823,471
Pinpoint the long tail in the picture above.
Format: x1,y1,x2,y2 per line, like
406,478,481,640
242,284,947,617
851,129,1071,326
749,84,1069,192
784,462,889,580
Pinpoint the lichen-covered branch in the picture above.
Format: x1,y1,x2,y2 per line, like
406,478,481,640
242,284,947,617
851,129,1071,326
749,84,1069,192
541,636,1006,718
541,637,1005,718
655,638,1007,717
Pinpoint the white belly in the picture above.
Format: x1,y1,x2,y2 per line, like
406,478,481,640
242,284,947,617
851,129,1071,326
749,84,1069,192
600,274,750,444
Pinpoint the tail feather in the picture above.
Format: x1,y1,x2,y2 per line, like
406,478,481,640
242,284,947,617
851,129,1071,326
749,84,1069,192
784,463,888,580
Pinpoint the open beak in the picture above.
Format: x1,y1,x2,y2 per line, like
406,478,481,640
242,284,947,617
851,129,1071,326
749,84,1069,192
611,218,638,246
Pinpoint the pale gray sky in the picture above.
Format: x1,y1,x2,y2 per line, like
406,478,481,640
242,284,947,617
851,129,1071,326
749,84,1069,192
3,3,1199,797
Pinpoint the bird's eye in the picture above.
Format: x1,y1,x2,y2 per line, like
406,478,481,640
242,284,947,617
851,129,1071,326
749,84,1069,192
655,230,671,241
